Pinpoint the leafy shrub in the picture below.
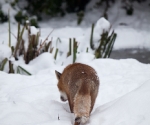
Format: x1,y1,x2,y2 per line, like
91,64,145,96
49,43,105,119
21,0,64,18
14,11,27,24
15,11,39,27
12,0,90,21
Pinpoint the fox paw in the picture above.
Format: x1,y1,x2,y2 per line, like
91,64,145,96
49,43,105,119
75,116,89,124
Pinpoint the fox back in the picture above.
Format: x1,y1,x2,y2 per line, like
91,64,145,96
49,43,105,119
55,63,99,125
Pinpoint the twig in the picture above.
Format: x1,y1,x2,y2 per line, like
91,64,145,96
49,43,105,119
10,31,17,39
8,9,11,47
54,48,58,60
36,29,54,56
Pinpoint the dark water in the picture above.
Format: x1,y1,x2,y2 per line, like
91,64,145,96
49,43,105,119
110,49,150,64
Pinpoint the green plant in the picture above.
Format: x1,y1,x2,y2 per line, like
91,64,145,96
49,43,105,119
30,18,39,28
0,21,53,74
66,38,78,63
54,48,58,60
1,13,117,75
73,38,78,63
0,58,8,71
90,23,117,58
77,11,84,25
12,0,90,23
44,41,52,52
15,11,39,27
8,9,11,47
67,38,72,57
17,66,31,75
12,22,40,64
25,0,64,17
15,11,27,24
90,23,95,50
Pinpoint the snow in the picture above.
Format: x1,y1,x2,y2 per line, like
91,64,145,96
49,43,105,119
11,52,55,75
114,27,150,49
0,0,150,124
30,26,39,35
90,80,150,125
93,18,111,49
0,59,150,125
76,53,95,64
0,44,11,62
1,0,17,23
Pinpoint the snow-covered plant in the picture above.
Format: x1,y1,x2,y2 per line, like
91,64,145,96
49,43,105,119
66,38,78,63
14,11,39,27
73,38,78,63
13,21,54,64
94,30,117,58
90,17,117,58
0,17,117,75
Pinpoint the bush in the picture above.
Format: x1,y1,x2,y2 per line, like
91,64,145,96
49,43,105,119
14,11,39,27
25,0,64,17
0,0,148,25
13,0,90,21
14,11,27,24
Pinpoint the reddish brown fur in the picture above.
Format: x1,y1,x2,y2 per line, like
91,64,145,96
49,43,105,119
55,63,99,125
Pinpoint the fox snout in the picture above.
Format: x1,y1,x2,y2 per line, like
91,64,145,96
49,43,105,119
60,96,67,102
59,91,68,102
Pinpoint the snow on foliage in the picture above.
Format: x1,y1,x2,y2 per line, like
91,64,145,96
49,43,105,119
0,17,115,74
93,17,111,49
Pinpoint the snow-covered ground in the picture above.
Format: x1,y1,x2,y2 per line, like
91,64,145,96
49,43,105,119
0,0,150,125
0,58,150,125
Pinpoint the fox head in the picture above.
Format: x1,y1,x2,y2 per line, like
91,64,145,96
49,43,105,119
55,70,68,102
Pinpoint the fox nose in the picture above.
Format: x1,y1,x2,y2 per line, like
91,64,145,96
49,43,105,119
60,96,66,101
75,117,81,123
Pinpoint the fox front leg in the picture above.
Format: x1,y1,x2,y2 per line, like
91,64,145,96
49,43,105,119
68,97,74,113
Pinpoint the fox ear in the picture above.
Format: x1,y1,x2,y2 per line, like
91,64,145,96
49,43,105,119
55,70,61,80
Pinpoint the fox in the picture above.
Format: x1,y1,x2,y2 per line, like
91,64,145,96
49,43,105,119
55,63,99,125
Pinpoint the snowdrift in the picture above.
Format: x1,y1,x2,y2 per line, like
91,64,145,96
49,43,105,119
0,58,150,125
